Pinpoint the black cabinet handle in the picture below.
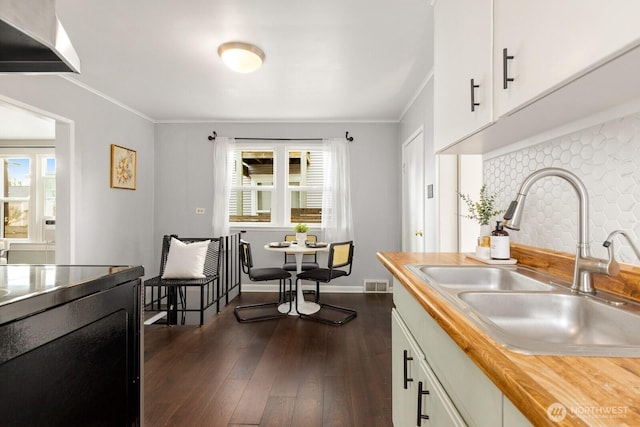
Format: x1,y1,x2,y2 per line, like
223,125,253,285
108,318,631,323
470,78,480,112
417,381,430,426
503,48,515,89
403,350,414,389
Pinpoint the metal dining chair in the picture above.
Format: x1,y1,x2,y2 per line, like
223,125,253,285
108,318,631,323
234,240,292,322
295,241,357,325
282,234,320,272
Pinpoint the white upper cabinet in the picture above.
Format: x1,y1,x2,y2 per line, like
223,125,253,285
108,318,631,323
433,0,493,152
433,0,640,154
494,0,640,118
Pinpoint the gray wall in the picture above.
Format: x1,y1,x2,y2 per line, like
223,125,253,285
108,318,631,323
0,75,404,288
0,75,156,270
153,122,401,288
398,76,439,252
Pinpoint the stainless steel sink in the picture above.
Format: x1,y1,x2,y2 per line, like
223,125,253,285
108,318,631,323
407,264,640,357
458,292,640,357
410,265,557,292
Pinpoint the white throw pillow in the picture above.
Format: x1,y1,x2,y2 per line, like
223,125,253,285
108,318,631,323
161,238,210,279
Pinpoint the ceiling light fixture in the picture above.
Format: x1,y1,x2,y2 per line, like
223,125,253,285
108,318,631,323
217,42,265,73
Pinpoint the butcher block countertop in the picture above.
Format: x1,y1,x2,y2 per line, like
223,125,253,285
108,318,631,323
377,250,640,427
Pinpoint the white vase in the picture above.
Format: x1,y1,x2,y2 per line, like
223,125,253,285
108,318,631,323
296,232,307,245
479,224,491,237
475,224,492,259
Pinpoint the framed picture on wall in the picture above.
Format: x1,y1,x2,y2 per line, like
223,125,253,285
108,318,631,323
110,144,137,190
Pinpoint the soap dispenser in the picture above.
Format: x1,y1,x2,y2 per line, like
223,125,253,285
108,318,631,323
490,221,510,260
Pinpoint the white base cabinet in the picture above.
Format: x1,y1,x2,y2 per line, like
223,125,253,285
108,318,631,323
392,309,466,427
392,279,532,427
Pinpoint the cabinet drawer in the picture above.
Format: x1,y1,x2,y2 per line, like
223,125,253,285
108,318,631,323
394,280,502,426
393,278,429,349
421,300,502,427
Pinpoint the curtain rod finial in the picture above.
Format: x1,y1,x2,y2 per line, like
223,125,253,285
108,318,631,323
208,131,217,141
345,131,354,142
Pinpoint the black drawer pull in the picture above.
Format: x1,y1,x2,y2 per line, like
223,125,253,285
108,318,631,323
470,78,480,112
417,381,430,426
403,350,414,389
503,48,515,89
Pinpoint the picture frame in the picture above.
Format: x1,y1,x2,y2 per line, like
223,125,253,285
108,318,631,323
110,144,137,190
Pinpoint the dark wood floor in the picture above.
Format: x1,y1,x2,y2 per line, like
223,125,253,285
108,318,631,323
144,292,393,427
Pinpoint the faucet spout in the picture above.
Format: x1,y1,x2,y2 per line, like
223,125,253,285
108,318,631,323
503,167,606,294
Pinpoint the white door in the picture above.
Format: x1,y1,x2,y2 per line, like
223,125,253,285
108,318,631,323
402,130,425,252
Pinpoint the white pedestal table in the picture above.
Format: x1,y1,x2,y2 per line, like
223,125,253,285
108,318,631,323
263,242,329,315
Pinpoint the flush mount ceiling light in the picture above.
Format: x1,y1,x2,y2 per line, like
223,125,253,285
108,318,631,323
217,42,265,73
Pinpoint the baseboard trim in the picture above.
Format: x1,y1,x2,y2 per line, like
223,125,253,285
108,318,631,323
241,283,364,293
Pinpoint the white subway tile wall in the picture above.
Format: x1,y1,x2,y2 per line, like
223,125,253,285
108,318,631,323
484,112,640,265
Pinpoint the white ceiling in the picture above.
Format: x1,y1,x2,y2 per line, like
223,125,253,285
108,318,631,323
52,0,434,123
0,102,55,140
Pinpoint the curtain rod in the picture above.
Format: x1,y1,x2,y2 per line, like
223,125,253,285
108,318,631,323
207,131,354,142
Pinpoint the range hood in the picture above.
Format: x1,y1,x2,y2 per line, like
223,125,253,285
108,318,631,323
0,0,80,73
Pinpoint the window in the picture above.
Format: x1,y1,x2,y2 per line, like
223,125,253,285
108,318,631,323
0,150,55,241
229,144,324,226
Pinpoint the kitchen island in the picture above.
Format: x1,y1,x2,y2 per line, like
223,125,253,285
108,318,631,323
378,251,640,426
0,264,144,426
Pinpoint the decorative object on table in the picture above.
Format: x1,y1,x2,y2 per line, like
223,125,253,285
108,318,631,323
459,184,505,259
294,223,309,244
282,234,319,272
490,221,510,260
110,144,137,190
268,241,291,248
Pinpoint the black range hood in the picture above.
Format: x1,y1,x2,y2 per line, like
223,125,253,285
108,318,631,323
0,0,80,73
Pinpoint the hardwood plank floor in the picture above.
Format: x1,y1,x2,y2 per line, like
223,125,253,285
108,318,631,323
144,292,393,427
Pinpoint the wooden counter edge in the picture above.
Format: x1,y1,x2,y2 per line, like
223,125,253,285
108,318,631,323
377,251,593,427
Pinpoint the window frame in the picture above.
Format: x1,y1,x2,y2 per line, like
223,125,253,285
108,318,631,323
229,142,324,229
0,147,55,242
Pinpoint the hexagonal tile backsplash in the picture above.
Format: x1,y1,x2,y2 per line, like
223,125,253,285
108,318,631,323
484,112,640,264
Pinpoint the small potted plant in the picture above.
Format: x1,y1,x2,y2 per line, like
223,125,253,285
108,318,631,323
294,223,309,244
459,184,504,258
459,184,504,229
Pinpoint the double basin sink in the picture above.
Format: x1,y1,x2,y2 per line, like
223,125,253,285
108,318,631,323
407,264,640,357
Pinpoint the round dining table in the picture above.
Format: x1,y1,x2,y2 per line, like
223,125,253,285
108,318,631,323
263,241,329,315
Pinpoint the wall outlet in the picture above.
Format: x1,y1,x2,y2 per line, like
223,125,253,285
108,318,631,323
195,208,205,214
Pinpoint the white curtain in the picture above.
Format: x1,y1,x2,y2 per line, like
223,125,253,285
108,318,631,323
212,137,235,237
321,137,354,243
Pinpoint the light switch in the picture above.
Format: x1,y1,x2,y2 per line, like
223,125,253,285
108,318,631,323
195,208,205,214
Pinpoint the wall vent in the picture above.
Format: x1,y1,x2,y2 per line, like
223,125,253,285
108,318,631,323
363,279,389,293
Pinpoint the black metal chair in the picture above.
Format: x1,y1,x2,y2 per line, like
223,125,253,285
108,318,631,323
295,241,357,325
282,234,319,272
234,240,292,322
144,235,222,326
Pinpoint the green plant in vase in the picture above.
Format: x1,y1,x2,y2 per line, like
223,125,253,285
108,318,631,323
294,223,310,233
294,223,309,244
459,184,505,229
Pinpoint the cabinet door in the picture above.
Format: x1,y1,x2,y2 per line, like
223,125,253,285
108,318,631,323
417,359,466,427
494,0,640,117
392,309,423,427
434,0,493,152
